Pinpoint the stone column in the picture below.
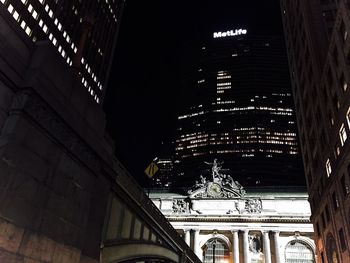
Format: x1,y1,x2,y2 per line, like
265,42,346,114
231,230,239,263
273,231,282,263
243,230,249,263
193,229,201,259
263,231,272,263
184,229,191,246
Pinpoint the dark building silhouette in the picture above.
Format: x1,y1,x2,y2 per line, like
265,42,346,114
174,31,305,187
280,0,350,261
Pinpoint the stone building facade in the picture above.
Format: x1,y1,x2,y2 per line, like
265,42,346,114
280,0,350,261
150,162,316,263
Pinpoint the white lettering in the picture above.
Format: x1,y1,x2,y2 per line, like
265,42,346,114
213,28,247,39
213,32,222,38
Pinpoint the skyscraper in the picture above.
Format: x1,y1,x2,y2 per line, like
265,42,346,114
0,1,125,262
1,0,124,104
280,0,350,261
174,30,304,187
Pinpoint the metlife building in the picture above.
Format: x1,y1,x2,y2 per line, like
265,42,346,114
174,29,305,188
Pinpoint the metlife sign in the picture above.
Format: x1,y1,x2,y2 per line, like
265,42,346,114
213,29,247,39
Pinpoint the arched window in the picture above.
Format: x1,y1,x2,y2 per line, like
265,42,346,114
285,240,315,263
326,233,339,263
202,238,229,263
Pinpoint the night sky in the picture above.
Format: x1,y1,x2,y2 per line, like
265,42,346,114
104,0,285,185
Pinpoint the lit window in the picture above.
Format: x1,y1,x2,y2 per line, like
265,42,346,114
48,33,53,40
48,10,53,18
39,0,44,4
346,107,350,129
52,38,57,46
44,4,49,12
326,159,332,177
21,0,27,4
27,4,33,12
58,23,62,31
12,11,20,21
43,24,48,33
25,26,31,36
20,20,26,29
39,19,43,27
7,4,14,13
1,0,6,4
339,124,347,146
32,10,38,20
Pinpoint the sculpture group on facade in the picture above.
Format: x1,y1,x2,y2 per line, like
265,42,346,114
188,159,246,198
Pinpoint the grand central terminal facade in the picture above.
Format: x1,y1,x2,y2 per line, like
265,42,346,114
150,161,316,263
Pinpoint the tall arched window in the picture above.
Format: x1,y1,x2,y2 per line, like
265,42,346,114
285,240,315,263
202,238,229,263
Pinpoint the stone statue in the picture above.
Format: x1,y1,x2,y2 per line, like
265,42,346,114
249,234,261,253
204,158,223,181
188,159,246,198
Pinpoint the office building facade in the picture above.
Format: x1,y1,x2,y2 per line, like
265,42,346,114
280,0,350,262
1,0,124,104
175,32,304,187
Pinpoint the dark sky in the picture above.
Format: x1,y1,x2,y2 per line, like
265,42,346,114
104,0,284,185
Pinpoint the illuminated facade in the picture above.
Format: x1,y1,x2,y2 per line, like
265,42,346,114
280,0,350,262
0,0,124,104
150,164,315,263
175,34,304,187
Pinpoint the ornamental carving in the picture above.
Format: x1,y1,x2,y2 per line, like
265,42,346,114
245,199,262,213
188,159,245,198
226,198,262,214
172,199,189,214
